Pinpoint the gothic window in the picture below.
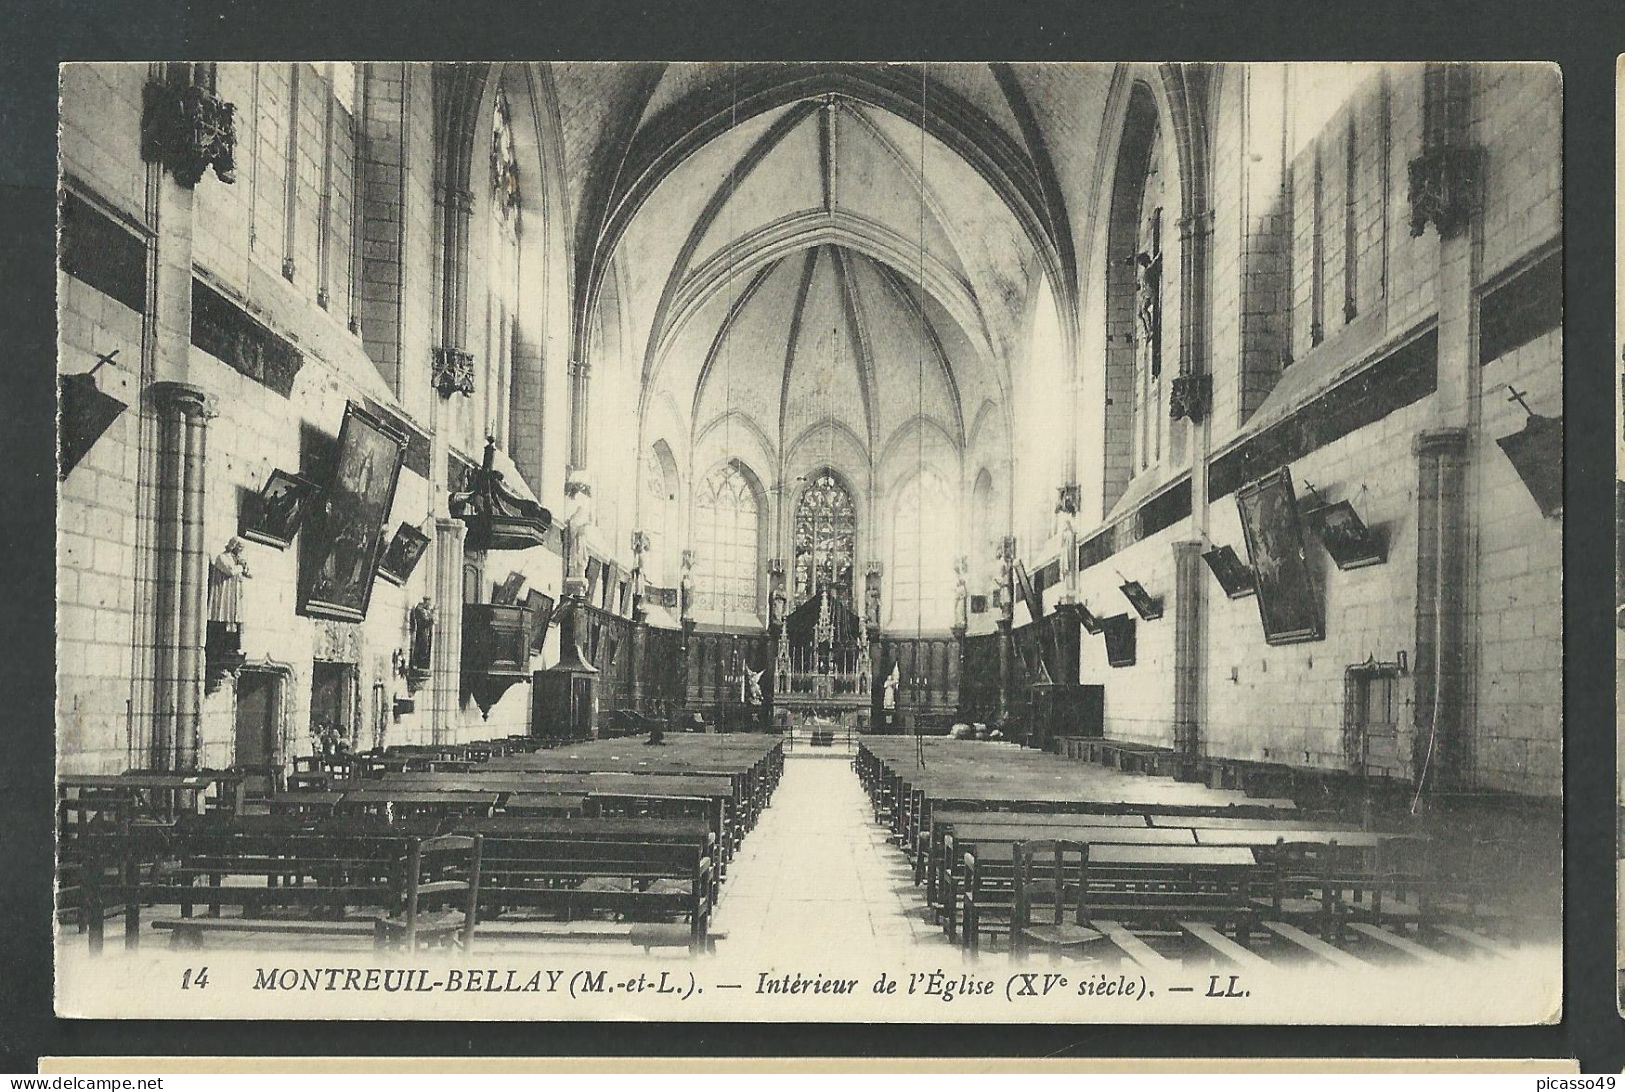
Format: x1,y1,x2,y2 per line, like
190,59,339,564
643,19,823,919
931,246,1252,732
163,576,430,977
889,471,954,631
1133,131,1166,474
793,469,857,606
643,444,679,585
693,461,761,618
971,467,996,591
478,88,522,452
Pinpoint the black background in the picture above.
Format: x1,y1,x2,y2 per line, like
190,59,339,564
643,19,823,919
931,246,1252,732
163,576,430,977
1,0,1617,1070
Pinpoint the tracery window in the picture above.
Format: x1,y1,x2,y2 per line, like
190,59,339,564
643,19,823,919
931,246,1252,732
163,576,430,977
476,88,521,452
643,445,679,585
889,471,955,631
693,461,761,617
793,469,856,606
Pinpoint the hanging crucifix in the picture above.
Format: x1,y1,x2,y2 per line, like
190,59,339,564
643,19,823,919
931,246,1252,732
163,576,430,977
1136,207,1163,379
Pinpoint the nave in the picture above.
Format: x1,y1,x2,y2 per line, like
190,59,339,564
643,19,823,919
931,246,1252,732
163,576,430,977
58,730,1556,973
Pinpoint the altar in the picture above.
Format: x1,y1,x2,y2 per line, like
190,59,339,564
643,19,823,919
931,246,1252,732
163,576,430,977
774,583,872,718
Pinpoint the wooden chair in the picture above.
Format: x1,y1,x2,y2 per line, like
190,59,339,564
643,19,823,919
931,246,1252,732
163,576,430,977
374,833,484,952
1250,838,1341,940
1338,833,1433,937
1011,839,1105,959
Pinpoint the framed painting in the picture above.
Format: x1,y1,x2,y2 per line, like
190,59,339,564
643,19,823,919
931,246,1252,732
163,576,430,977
376,522,430,586
492,570,527,605
1101,613,1137,668
1302,499,1388,570
1118,579,1164,621
525,589,556,653
298,402,407,622
241,468,320,549
1235,467,1324,645
1202,544,1257,599
1077,602,1104,635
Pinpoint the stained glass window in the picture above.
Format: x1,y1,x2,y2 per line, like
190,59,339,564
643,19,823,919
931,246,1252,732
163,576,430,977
793,469,856,606
693,461,761,617
491,91,521,229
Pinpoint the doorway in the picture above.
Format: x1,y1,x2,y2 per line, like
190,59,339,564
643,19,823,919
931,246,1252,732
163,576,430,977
234,665,288,796
311,660,358,750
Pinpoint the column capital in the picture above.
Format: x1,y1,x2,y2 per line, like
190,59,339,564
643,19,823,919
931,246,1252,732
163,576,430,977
150,380,215,419
1413,426,1471,458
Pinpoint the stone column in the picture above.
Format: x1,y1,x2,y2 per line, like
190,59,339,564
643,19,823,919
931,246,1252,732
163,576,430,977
568,359,591,469
429,516,466,745
1171,539,1204,763
1413,428,1472,792
995,617,1013,721
149,382,212,771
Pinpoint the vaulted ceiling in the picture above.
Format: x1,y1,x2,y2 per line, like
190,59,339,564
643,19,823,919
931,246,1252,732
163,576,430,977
544,61,1123,483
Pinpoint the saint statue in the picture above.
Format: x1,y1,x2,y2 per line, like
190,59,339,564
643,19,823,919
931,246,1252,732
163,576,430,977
952,555,970,630
864,569,882,629
882,661,899,711
408,596,435,677
679,548,696,621
769,579,787,629
563,475,595,582
208,537,252,629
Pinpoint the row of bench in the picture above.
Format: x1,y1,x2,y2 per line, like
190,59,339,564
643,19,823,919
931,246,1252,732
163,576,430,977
63,735,784,955
857,739,1518,967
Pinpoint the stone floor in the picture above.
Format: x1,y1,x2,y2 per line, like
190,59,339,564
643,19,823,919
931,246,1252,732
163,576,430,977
711,753,944,954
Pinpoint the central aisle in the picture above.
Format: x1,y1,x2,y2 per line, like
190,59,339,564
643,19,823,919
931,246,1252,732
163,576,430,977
710,753,940,954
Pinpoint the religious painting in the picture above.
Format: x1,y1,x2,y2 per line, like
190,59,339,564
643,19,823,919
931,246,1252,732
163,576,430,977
1496,411,1563,518
1077,602,1104,635
1202,544,1257,599
492,570,527,605
375,522,430,586
1235,466,1324,645
1302,499,1388,570
298,402,406,622
240,468,320,549
1101,613,1137,668
525,589,556,653
1118,578,1163,621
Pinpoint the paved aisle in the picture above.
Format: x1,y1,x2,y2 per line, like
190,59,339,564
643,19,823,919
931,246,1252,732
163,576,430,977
711,755,940,954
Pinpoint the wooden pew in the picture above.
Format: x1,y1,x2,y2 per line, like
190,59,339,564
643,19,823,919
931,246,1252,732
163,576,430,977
82,815,477,952
961,842,1259,954
448,817,714,952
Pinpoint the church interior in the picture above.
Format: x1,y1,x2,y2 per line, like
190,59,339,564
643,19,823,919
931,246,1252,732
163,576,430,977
56,62,1563,969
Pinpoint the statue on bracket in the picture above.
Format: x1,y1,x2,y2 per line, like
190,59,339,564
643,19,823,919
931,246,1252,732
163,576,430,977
405,596,435,690
679,548,696,621
952,556,970,632
995,535,1017,624
864,566,882,629
563,470,596,583
205,536,250,688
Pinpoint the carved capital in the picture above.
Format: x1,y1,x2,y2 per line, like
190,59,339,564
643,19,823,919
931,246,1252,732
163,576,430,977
431,345,476,398
150,380,215,420
141,76,238,187
1407,145,1482,240
1168,373,1212,423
